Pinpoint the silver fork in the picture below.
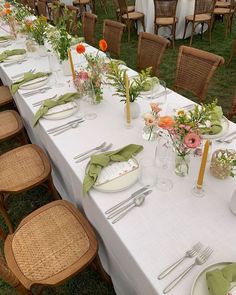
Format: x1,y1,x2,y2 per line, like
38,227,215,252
73,142,107,159
75,143,113,163
222,134,236,144
158,242,203,279
163,247,213,294
216,130,236,143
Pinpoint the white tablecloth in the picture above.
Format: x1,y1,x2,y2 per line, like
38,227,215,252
135,0,204,39
1,37,236,295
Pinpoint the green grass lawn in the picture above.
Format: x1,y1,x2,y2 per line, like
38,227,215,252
0,1,236,294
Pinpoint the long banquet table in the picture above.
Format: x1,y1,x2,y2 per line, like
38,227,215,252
1,36,236,295
135,0,204,39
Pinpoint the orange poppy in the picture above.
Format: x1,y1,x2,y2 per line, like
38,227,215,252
76,43,85,54
99,39,107,52
4,2,11,8
158,116,175,130
5,8,12,15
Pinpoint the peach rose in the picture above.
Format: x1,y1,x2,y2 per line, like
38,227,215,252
158,116,175,130
4,2,10,8
150,103,161,113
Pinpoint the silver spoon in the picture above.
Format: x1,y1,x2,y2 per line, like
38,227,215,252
52,121,82,136
112,195,145,224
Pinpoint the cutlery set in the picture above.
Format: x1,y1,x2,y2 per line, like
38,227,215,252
32,94,57,107
104,186,152,224
3,59,27,67
46,118,84,136
11,68,36,80
22,87,52,97
158,242,213,293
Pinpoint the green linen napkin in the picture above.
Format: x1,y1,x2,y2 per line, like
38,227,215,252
33,92,80,126
83,144,143,193
206,263,236,295
142,77,159,92
0,49,26,63
0,36,11,41
11,72,50,94
201,106,223,135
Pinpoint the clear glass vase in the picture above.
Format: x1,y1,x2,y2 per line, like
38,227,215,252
175,153,190,177
142,125,158,141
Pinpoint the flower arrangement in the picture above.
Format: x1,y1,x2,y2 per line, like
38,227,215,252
75,40,108,103
143,103,162,141
107,62,157,102
0,2,17,38
210,149,236,179
27,15,48,45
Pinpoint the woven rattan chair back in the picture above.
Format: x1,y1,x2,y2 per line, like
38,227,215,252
82,12,97,45
228,92,236,120
37,0,47,17
103,19,125,58
174,46,224,102
137,32,170,77
51,1,62,25
20,0,28,5
117,0,129,15
0,200,110,293
194,0,216,14
27,0,37,13
0,86,13,107
153,0,178,17
65,5,78,35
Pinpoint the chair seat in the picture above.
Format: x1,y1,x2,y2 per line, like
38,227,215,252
214,7,232,14
122,11,144,20
0,145,51,192
155,16,178,25
186,14,211,22
4,200,97,289
116,5,134,13
0,86,13,106
73,0,91,4
0,110,23,141
215,1,231,7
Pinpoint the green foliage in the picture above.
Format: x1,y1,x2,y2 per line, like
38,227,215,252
29,16,48,45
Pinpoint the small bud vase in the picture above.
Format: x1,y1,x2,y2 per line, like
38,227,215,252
142,125,158,141
175,153,190,177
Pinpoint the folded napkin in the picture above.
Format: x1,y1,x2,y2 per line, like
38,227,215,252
0,49,26,62
201,106,223,135
142,77,159,92
0,36,11,41
83,144,143,193
206,263,236,295
33,92,79,126
11,72,50,94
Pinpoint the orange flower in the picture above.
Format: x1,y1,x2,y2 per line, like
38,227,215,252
4,2,10,8
99,39,107,52
5,8,11,15
158,116,175,130
76,43,85,54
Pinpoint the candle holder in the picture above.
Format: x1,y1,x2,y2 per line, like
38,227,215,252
192,184,205,197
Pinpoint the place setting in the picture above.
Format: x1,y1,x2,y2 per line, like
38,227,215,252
0,48,27,67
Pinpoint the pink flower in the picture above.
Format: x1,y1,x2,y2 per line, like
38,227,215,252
143,113,156,126
184,132,201,148
150,103,161,113
77,71,89,80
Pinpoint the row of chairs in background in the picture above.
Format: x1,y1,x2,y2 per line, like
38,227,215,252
0,109,110,293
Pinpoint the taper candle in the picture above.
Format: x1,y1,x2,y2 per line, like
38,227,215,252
125,73,131,124
197,140,210,189
68,48,75,80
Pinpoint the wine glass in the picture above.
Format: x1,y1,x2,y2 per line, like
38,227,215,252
138,158,158,187
155,135,173,191
48,52,65,88
152,80,167,106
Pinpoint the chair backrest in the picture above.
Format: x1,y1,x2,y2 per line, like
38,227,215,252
117,0,128,15
193,0,216,15
153,0,178,18
37,0,47,17
174,45,224,102
27,0,37,13
51,1,62,25
103,19,125,57
20,0,28,6
228,92,236,120
65,5,79,36
82,12,97,45
137,32,170,77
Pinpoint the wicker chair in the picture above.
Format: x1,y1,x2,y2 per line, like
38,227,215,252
0,144,60,233
173,46,224,102
0,200,110,294
137,32,170,77
65,5,79,35
50,0,63,25
183,0,216,46
0,110,28,150
213,0,235,38
117,0,145,42
27,0,37,14
37,0,48,17
215,0,231,8
82,12,97,45
228,39,236,65
0,86,13,107
72,0,94,14
112,0,134,21
228,92,236,120
103,19,125,58
153,0,178,48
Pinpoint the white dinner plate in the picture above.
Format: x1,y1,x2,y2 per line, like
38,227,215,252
90,158,140,193
4,54,26,62
191,262,236,295
19,76,49,90
43,101,79,120
202,116,229,140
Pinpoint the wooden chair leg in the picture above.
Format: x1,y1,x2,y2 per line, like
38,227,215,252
172,24,176,48
46,176,60,200
141,17,145,32
127,21,131,42
183,19,188,39
16,284,32,295
0,200,14,234
92,254,112,284
189,21,195,46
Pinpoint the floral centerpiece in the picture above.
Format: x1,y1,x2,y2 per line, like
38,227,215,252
27,15,48,46
142,103,162,141
0,2,17,38
74,40,108,103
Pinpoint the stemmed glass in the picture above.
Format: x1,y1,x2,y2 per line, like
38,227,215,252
48,52,64,88
152,80,167,106
82,79,97,120
155,135,173,192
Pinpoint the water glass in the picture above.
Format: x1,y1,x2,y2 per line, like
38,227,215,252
138,158,158,187
153,80,167,105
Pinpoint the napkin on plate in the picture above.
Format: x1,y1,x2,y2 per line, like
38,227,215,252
142,76,159,92
0,49,26,62
201,106,223,135
83,144,143,193
206,263,236,295
33,92,80,126
11,72,51,94
0,36,11,41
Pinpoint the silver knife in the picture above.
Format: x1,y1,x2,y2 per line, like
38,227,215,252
47,118,84,133
105,185,150,215
22,87,51,97
107,190,152,219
